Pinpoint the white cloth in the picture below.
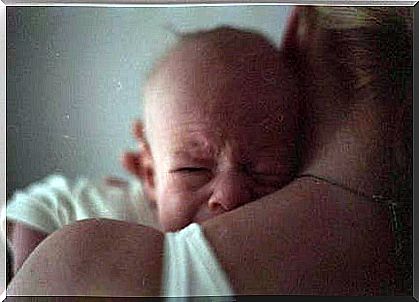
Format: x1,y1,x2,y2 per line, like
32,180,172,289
3,174,158,234
163,223,234,298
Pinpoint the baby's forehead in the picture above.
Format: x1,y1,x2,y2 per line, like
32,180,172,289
150,29,289,80
146,45,292,100
143,29,298,138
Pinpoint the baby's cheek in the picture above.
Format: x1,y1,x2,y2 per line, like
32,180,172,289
156,187,197,232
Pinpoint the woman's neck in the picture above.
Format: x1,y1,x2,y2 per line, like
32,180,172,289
297,25,412,203
299,85,408,203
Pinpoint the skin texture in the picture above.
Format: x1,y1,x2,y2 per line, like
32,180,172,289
7,7,411,296
8,219,163,296
203,177,396,295
140,33,300,232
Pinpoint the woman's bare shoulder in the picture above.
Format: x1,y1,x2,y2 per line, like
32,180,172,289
203,179,396,295
8,218,164,296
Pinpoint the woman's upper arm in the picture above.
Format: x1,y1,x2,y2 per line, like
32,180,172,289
9,222,49,274
8,219,164,296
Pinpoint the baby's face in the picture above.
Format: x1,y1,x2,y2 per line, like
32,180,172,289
144,43,299,232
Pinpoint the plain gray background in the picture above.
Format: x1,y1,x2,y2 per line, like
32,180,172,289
6,5,292,198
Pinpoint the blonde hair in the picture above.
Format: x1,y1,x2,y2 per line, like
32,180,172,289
299,7,412,105
307,7,412,30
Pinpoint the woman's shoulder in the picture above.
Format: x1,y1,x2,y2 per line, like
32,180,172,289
54,218,163,244
8,218,164,296
203,178,397,295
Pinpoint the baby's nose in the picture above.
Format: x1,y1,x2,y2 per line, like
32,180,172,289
207,171,253,213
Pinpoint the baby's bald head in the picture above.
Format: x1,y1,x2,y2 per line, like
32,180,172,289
147,26,282,80
144,26,298,142
139,27,301,231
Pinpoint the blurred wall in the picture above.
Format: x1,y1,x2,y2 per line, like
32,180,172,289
7,5,292,197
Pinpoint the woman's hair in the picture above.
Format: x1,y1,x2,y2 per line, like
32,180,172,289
300,7,413,294
299,7,412,105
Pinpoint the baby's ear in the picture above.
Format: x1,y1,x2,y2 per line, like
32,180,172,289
121,149,156,202
137,148,157,204
122,120,157,202
135,126,157,203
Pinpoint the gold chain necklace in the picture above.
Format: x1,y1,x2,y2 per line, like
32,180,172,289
297,173,402,256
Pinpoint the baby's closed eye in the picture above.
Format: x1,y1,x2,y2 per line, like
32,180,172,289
169,166,213,191
171,167,211,173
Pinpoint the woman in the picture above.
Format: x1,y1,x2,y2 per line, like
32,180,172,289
8,6,412,296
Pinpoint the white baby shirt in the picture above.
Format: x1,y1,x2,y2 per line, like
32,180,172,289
4,174,158,234
163,223,234,298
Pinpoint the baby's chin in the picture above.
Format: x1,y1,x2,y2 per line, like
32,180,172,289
192,210,219,224
161,211,220,232
160,216,195,232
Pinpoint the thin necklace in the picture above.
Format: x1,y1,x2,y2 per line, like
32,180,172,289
297,173,397,206
297,173,402,256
